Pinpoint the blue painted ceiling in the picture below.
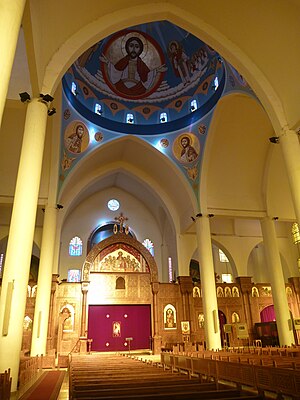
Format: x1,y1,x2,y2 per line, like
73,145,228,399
63,20,225,134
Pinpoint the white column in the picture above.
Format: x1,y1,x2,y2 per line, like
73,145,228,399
0,98,48,391
31,205,58,356
0,0,26,128
280,128,300,225
260,217,295,346
196,216,221,350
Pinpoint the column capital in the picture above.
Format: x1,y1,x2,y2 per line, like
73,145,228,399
177,276,193,294
151,281,159,294
81,282,89,293
280,126,298,137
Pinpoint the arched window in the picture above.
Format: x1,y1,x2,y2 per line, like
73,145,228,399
159,112,168,123
0,253,3,278
126,113,134,124
71,81,77,95
168,257,173,282
213,76,219,90
142,239,154,256
190,99,198,112
94,103,102,115
69,236,83,256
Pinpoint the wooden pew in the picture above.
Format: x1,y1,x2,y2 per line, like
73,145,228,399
69,354,261,400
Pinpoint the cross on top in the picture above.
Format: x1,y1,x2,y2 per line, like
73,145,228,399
114,212,128,233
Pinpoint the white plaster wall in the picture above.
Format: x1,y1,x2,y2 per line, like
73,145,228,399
59,187,167,281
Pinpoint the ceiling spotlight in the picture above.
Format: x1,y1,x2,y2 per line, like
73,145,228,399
56,204,64,209
269,136,279,144
48,107,56,116
19,92,31,103
273,216,279,220
208,213,215,218
191,216,195,222
40,93,54,102
196,213,202,218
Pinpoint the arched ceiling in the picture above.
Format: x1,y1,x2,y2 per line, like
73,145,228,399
203,93,275,215
4,1,299,229
16,0,298,131
59,136,197,233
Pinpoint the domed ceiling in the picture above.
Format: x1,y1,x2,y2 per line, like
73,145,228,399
60,20,255,203
63,20,226,133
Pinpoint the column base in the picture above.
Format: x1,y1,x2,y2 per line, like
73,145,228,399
152,336,162,354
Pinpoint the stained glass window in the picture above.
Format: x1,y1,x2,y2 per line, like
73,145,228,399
68,269,81,282
214,76,219,90
126,113,134,124
0,253,3,278
160,112,168,123
71,81,77,95
142,238,154,256
69,236,83,256
168,257,173,282
190,99,198,112
107,199,120,211
95,103,102,115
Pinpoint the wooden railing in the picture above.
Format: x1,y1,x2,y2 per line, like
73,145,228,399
18,356,40,389
161,352,300,399
0,369,12,400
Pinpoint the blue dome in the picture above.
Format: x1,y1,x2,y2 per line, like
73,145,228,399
63,20,225,134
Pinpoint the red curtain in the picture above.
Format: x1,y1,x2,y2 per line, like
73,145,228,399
88,304,152,352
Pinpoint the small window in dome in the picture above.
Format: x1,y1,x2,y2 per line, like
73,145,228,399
190,99,198,112
71,82,77,96
160,112,168,123
95,103,102,115
107,199,120,211
126,113,134,124
213,76,219,91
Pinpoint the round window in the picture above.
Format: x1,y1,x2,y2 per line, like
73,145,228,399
107,199,120,211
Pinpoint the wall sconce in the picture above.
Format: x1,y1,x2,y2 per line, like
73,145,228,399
19,92,31,103
47,107,56,116
269,137,279,144
40,93,54,103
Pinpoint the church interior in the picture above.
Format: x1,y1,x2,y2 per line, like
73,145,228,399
1,1,300,397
